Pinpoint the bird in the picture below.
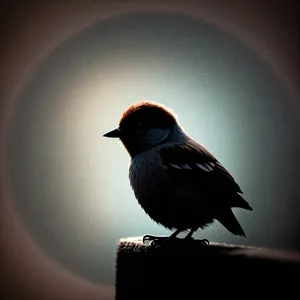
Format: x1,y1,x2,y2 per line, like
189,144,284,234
103,100,253,245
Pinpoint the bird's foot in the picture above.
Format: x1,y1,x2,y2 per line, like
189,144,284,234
194,238,209,246
142,234,209,247
183,228,209,245
183,235,210,246
142,234,171,246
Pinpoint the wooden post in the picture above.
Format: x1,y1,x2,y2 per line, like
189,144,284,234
115,236,300,299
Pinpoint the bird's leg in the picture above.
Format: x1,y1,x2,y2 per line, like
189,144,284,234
142,229,182,245
169,229,182,238
184,228,196,239
184,228,209,245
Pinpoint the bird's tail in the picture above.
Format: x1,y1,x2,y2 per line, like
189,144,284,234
232,193,253,211
215,209,246,237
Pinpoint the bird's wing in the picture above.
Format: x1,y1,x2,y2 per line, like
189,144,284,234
158,141,250,209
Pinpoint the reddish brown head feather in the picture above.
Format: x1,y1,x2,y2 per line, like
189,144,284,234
119,101,177,129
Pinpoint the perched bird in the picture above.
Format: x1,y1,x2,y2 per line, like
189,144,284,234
103,101,253,244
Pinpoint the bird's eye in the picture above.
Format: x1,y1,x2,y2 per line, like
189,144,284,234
136,123,146,134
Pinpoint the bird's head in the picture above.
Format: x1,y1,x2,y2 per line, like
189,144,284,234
103,101,180,157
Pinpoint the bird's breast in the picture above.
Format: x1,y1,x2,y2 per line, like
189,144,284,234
129,151,168,206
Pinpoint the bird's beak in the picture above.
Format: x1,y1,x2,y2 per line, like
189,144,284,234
103,127,122,138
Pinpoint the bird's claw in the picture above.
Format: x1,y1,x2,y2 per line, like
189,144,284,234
183,236,209,246
143,235,209,247
142,234,169,246
195,238,209,245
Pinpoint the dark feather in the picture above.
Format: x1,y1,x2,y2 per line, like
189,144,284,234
159,140,249,204
119,101,177,130
215,210,247,237
132,140,253,236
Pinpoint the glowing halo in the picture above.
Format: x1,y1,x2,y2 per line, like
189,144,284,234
1,2,298,299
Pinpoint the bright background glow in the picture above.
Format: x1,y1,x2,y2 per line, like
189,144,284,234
6,13,300,284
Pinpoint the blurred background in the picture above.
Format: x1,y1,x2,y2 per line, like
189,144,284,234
1,1,299,299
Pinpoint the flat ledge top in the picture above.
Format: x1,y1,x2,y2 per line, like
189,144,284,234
118,236,300,265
